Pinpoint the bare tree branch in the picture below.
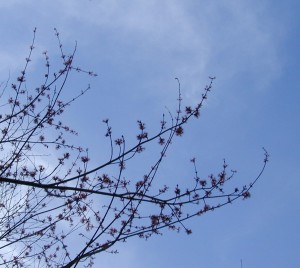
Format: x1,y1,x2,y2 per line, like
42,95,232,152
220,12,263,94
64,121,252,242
0,29,268,268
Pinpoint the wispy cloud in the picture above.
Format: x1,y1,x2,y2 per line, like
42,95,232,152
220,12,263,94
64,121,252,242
1,0,282,98
55,0,282,96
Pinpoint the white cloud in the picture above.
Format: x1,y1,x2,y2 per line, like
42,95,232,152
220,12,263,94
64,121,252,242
59,0,281,95
0,0,282,100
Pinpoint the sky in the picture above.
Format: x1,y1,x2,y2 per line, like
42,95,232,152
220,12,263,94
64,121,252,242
0,0,299,267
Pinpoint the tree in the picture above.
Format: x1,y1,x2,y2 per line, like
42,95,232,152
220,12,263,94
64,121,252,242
0,29,268,268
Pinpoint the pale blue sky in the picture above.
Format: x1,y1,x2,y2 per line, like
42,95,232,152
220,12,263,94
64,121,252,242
0,1,299,267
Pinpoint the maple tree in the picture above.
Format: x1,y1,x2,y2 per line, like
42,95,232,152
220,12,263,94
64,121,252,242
0,29,268,268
